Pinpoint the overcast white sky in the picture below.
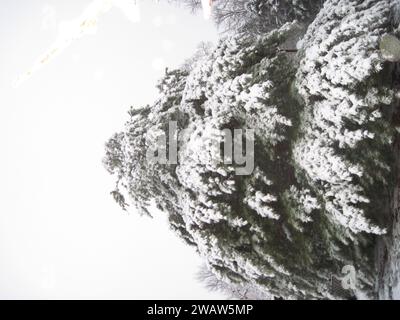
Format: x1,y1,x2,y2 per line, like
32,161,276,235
0,0,224,299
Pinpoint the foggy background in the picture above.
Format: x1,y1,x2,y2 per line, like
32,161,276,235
0,0,224,299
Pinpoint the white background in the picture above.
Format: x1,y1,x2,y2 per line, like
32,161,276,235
0,0,224,299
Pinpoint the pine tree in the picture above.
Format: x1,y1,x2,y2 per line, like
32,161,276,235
104,0,396,299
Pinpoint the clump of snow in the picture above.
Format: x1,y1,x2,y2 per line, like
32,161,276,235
380,34,400,62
